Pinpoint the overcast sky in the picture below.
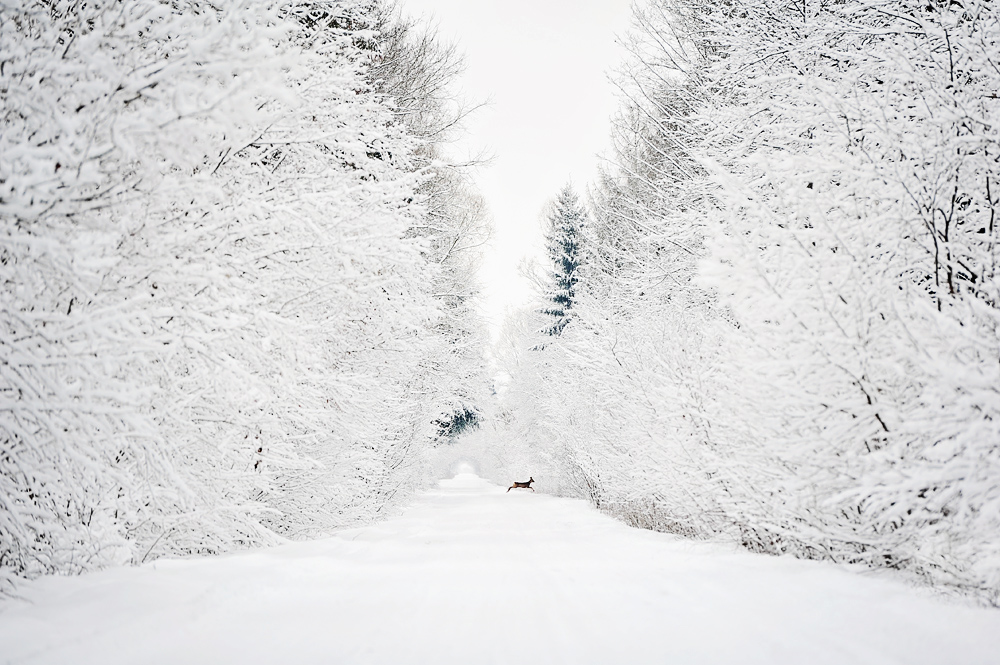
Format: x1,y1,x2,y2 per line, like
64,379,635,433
397,0,634,335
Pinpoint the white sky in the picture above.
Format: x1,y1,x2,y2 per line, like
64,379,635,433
397,0,634,335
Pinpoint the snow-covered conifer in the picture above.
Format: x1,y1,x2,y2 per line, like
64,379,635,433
540,186,587,336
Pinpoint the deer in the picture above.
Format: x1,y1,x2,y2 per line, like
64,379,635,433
507,477,535,492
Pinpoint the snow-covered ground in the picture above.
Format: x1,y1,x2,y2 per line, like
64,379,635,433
2,470,998,665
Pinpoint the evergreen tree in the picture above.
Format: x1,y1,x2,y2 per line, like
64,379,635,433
540,185,587,336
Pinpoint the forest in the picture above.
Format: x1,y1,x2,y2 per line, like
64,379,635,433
479,0,1000,606
1,0,489,591
3,0,999,607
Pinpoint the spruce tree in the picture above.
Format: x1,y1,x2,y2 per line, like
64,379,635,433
541,185,587,336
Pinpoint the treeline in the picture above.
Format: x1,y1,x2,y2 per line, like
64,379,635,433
493,0,1000,604
0,0,488,589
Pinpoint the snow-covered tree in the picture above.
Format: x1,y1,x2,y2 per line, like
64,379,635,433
696,0,1000,600
1,0,488,589
368,3,493,441
498,0,1000,605
540,186,587,336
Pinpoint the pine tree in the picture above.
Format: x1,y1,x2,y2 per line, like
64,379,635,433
541,185,587,336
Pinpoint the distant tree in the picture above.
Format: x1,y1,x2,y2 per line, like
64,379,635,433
540,186,587,336
434,407,481,441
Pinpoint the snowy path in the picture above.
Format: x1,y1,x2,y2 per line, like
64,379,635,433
2,473,999,665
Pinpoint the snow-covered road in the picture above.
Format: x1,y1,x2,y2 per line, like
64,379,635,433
2,472,999,664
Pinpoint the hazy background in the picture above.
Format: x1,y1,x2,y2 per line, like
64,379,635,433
398,0,634,334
